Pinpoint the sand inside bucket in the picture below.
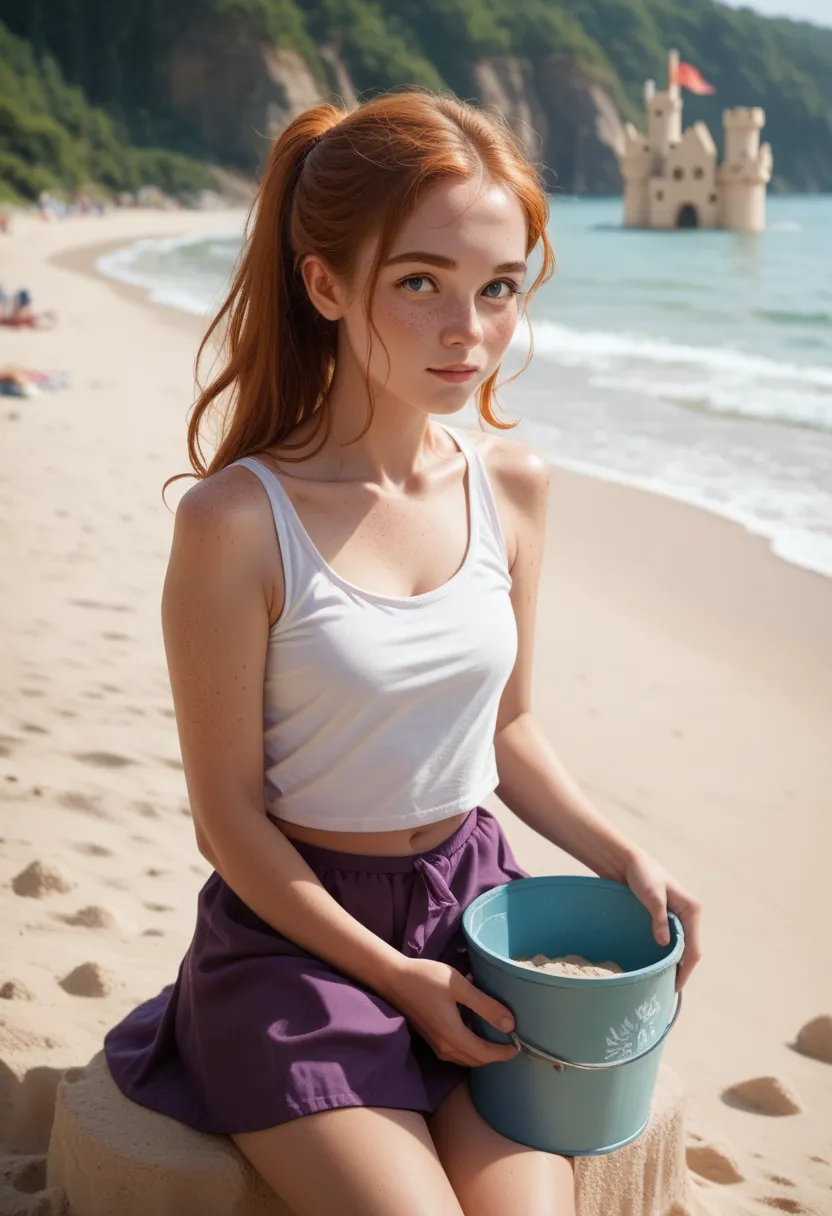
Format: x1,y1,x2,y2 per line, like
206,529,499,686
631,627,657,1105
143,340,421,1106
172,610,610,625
513,953,625,979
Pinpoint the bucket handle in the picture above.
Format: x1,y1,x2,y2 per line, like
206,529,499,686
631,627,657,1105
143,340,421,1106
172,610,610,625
508,991,682,1072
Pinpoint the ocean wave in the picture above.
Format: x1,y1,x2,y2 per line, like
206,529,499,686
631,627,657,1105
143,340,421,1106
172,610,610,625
516,320,832,432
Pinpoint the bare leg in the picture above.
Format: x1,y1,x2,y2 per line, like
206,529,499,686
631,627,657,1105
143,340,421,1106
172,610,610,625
428,1079,576,1216
232,1104,465,1216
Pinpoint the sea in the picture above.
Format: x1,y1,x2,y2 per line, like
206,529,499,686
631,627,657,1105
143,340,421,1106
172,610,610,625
97,195,832,580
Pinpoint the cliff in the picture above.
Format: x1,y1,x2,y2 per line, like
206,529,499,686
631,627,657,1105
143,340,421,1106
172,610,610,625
2,0,832,201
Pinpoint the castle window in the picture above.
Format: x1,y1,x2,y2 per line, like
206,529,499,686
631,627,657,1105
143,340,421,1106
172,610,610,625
709,192,717,203
656,189,664,201
673,167,684,180
693,167,704,180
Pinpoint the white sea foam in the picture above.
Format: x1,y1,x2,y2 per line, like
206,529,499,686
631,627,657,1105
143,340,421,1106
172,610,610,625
513,320,832,434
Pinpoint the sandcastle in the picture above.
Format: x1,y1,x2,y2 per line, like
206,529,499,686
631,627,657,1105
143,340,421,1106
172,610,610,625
617,49,773,232
38,1051,704,1216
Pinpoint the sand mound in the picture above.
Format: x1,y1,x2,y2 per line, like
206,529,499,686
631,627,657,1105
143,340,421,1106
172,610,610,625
57,963,118,999
795,1015,832,1064
513,953,625,979
47,1053,700,1216
57,905,117,930
0,981,34,1002
722,1076,803,1116
685,1139,745,1184
11,863,73,900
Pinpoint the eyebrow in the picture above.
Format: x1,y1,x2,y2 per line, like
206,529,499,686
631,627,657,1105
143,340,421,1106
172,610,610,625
383,251,527,276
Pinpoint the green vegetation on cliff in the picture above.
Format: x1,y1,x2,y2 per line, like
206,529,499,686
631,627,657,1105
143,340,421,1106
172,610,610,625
0,20,215,203
2,0,831,200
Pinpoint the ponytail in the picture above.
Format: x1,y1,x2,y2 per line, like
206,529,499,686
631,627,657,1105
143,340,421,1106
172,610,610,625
164,102,345,499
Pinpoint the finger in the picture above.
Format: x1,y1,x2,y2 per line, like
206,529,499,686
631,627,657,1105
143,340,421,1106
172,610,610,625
455,1023,518,1066
640,886,670,946
676,904,700,987
672,896,702,989
452,972,516,1035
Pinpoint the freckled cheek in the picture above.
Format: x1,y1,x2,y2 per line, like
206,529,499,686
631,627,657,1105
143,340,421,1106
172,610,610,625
384,298,438,336
487,308,518,355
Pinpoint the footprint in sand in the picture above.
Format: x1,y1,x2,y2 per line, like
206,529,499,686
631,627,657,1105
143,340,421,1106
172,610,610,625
132,800,160,819
160,756,184,771
20,723,49,736
722,1076,803,1116
686,1140,745,1184
58,962,118,998
12,861,74,899
58,791,116,822
68,598,135,615
0,979,34,1001
145,867,166,878
767,1175,796,1187
758,1199,814,1214
794,1015,832,1065
143,901,173,913
73,842,113,859
5,1152,47,1195
0,734,21,758
72,751,136,769
57,905,117,930
142,928,165,937
101,631,131,642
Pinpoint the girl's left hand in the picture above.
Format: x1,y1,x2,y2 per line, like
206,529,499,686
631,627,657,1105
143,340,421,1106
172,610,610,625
623,849,702,991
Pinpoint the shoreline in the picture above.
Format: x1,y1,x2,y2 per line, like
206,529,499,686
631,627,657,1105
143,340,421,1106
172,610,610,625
2,210,831,1215
69,221,832,588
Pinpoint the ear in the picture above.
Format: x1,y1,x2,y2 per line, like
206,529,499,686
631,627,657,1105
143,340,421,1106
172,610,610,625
300,255,348,322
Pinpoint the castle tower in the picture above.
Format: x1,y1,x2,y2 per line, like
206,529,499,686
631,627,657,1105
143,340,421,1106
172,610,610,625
645,49,683,172
718,108,773,231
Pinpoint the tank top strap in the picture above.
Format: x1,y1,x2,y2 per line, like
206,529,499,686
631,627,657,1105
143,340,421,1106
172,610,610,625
231,455,314,618
439,424,510,570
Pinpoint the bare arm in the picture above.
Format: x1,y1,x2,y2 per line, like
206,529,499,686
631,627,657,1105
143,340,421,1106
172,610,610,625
162,470,408,1002
485,437,702,987
487,439,637,879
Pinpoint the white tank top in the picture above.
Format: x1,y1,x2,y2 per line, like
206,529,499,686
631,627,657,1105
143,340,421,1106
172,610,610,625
231,424,517,831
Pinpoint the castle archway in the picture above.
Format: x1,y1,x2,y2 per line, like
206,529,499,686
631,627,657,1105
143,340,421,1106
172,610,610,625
676,203,699,228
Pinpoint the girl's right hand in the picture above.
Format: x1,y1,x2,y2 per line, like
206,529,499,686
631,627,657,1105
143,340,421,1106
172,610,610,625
385,957,519,1067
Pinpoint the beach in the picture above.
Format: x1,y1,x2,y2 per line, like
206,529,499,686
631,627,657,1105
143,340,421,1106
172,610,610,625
1,207,830,1215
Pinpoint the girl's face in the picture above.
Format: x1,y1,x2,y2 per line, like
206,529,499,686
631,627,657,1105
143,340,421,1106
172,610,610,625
334,176,529,416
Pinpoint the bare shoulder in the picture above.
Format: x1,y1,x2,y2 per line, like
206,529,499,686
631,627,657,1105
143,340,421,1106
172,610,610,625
459,428,550,517
167,463,280,596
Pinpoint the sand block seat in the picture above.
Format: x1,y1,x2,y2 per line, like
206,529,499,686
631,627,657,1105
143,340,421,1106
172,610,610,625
46,1051,701,1216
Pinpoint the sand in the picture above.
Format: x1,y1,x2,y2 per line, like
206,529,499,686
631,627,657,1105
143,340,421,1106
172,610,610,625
1,207,831,1216
513,953,625,979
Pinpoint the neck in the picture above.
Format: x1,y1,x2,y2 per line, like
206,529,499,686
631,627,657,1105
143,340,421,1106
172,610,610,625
312,339,452,486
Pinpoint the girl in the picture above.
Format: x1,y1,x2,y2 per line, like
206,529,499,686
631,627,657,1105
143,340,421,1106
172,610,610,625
105,88,701,1216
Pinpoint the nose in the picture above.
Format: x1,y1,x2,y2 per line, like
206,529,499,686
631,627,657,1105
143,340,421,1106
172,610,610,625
441,295,484,347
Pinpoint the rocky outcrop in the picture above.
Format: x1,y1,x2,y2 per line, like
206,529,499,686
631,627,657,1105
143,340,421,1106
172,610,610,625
475,55,624,194
156,16,623,193
158,14,355,172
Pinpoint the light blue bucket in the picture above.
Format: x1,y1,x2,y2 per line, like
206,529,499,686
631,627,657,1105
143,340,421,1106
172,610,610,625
461,876,684,1156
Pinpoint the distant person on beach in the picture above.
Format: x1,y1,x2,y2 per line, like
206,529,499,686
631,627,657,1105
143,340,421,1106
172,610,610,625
103,90,702,1215
0,288,57,329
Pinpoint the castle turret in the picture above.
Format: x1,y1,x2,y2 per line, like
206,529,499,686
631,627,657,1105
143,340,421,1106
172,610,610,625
645,49,683,172
717,107,772,231
620,120,651,226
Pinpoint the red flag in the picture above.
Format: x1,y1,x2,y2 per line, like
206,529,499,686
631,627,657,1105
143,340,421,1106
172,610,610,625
676,61,716,95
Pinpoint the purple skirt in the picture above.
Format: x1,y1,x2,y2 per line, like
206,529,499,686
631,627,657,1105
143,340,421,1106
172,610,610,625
104,806,529,1135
